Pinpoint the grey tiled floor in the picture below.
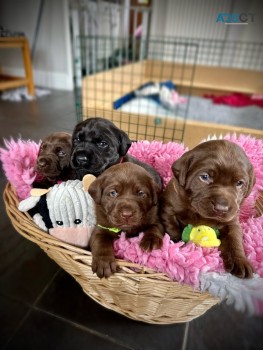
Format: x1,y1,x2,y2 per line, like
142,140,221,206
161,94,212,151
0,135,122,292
0,90,262,350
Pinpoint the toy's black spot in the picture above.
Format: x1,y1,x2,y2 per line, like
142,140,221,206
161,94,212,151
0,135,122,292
74,219,81,224
56,221,63,226
28,195,53,229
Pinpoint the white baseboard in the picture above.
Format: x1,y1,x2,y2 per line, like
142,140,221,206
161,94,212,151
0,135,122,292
2,67,74,91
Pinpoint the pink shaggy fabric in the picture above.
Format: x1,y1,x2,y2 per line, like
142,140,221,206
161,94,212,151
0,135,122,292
128,140,187,188
0,138,40,200
242,217,263,277
114,214,263,288
114,233,224,288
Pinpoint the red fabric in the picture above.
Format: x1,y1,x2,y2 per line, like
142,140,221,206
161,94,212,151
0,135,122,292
204,93,263,108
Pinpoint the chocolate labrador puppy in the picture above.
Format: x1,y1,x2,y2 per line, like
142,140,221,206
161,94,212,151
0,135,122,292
33,132,74,188
160,140,255,278
71,117,162,188
88,162,164,278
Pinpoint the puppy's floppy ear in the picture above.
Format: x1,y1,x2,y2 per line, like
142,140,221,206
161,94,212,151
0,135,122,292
88,176,104,204
118,130,132,156
245,164,256,198
150,179,162,206
172,152,193,187
37,141,43,155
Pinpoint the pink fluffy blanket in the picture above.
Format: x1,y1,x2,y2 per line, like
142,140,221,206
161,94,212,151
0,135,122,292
1,133,263,313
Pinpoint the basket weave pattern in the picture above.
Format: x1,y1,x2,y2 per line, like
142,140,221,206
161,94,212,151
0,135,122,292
4,182,221,324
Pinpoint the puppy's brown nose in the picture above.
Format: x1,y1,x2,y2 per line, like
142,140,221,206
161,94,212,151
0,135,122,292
212,200,229,213
38,159,47,168
214,204,229,212
121,209,133,219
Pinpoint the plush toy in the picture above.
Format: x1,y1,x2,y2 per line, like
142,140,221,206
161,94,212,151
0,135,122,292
18,175,96,248
182,224,221,247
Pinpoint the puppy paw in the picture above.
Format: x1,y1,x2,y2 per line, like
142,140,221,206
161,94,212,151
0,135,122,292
231,257,254,279
92,255,117,279
140,235,163,252
224,256,254,279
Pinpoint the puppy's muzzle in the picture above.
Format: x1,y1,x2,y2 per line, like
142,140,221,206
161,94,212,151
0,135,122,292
37,158,48,169
36,156,58,170
211,198,229,214
112,202,142,227
72,150,89,168
75,154,88,166
120,208,134,221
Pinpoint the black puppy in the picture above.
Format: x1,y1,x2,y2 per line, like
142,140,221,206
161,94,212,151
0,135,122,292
71,117,162,188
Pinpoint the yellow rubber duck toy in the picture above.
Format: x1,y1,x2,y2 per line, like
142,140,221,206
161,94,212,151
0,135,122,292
182,224,221,247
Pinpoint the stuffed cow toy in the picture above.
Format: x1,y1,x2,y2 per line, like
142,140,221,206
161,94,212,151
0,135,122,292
18,175,96,248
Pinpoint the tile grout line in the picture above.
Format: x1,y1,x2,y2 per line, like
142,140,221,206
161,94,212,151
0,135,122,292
1,268,61,350
31,306,136,350
33,268,62,306
182,322,190,350
1,308,32,350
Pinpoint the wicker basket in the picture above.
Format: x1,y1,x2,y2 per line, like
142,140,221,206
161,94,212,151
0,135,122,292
4,182,228,324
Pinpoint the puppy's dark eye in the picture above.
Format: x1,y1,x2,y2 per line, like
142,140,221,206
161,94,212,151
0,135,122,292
58,150,66,157
56,221,63,226
74,219,82,224
236,180,245,188
109,190,118,197
97,141,108,149
73,137,80,144
137,190,146,198
199,173,211,183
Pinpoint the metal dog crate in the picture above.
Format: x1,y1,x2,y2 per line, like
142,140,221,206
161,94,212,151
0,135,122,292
73,36,198,142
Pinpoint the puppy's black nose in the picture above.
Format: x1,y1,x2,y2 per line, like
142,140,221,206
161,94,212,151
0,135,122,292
75,155,88,165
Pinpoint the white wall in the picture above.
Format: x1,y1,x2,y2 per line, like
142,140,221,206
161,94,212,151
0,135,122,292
230,0,263,42
149,0,263,69
0,0,73,90
150,0,262,42
151,0,228,39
